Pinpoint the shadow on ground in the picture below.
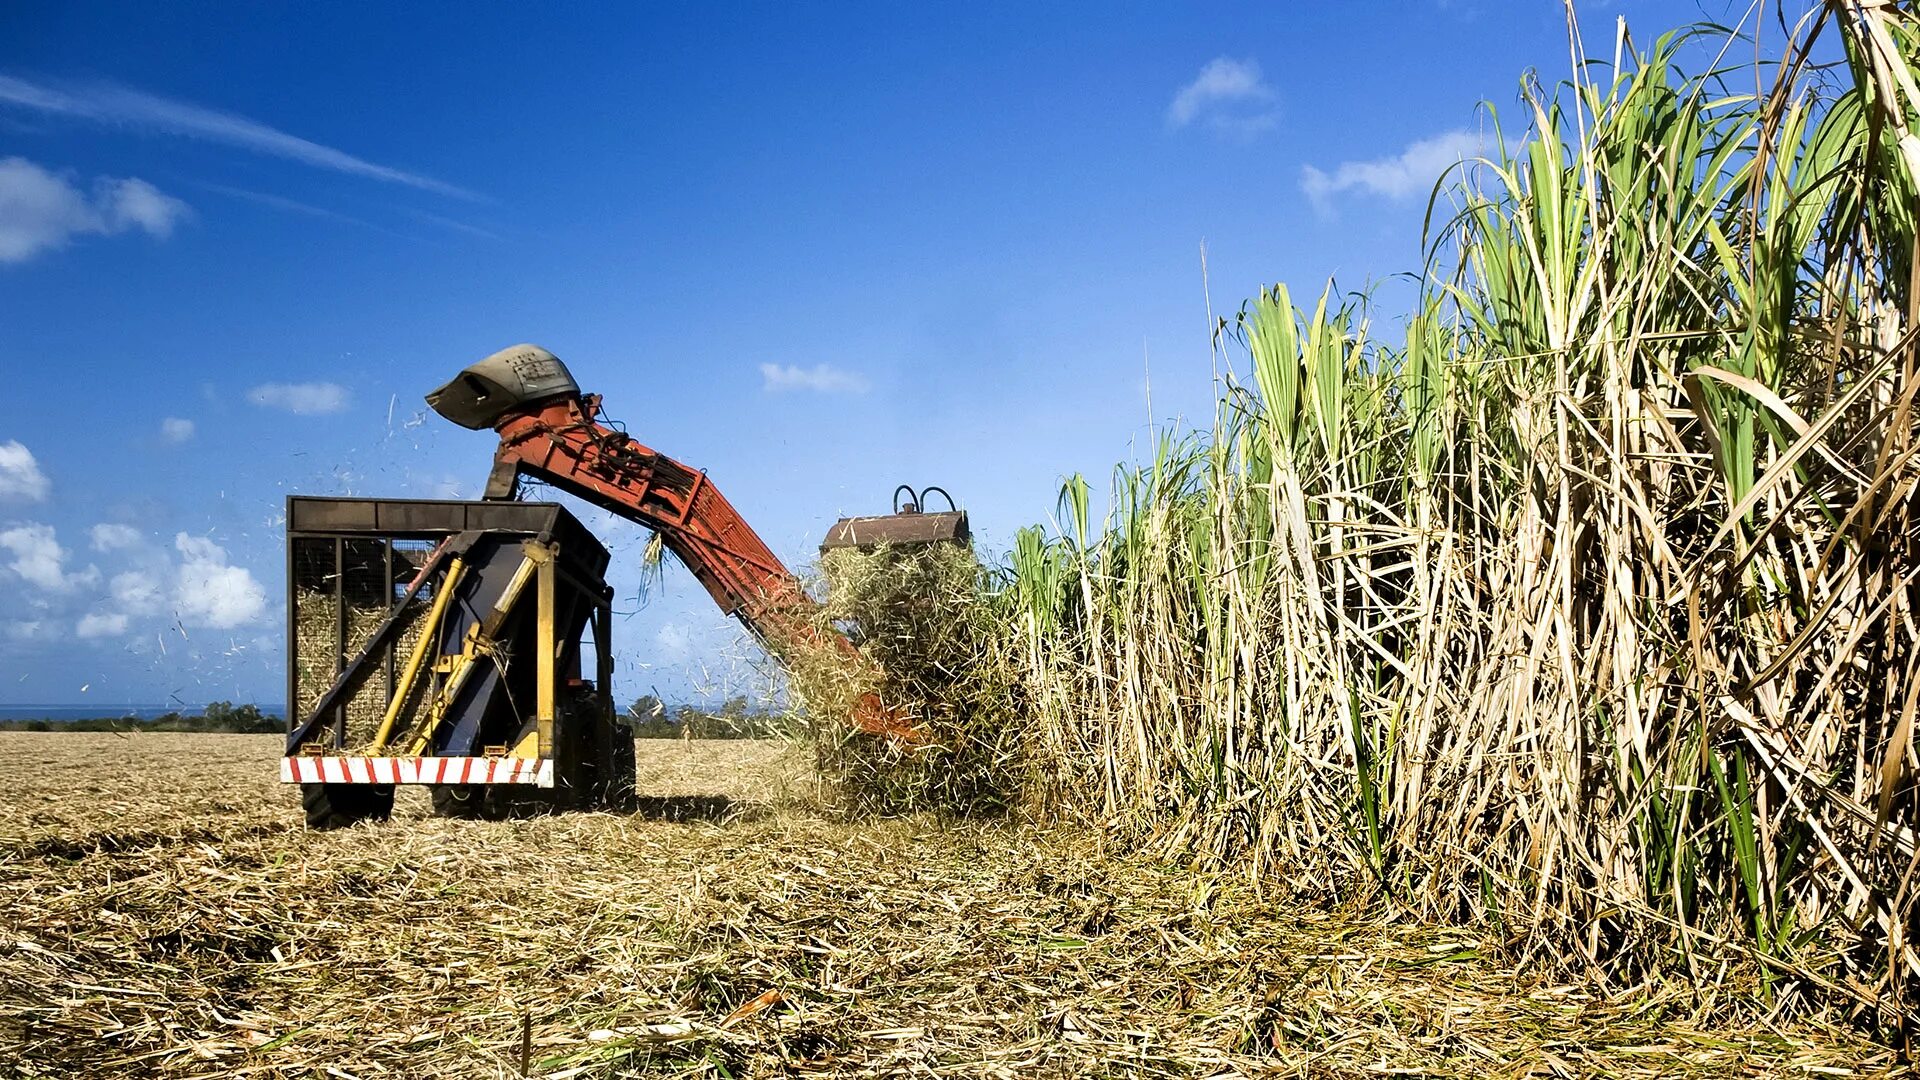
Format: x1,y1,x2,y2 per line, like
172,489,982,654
628,794,753,823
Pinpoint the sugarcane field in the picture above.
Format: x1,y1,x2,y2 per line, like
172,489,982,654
7,1,1920,1076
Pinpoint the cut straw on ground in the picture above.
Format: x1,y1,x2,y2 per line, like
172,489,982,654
0,733,1900,1077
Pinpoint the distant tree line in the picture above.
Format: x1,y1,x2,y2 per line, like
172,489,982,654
0,701,279,734
624,694,784,739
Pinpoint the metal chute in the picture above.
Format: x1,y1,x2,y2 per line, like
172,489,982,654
426,343,581,430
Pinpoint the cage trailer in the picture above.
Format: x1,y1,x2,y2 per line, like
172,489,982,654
282,496,636,828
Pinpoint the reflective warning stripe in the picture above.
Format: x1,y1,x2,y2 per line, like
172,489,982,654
280,757,553,787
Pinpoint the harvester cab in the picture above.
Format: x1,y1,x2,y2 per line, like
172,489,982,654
821,485,971,554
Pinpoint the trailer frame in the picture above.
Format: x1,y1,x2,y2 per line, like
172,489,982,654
282,496,631,827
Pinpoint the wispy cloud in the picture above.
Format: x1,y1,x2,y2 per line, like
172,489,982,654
0,156,189,263
0,439,50,500
1301,130,1481,214
759,362,870,395
409,209,499,241
195,184,492,241
1167,58,1277,135
76,611,128,639
656,623,691,657
0,72,482,201
159,417,195,444
247,381,351,414
197,182,406,237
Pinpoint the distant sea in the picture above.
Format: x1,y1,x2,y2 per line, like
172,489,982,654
0,703,286,722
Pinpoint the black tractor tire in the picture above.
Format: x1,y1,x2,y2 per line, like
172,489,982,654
302,783,395,830
433,783,553,820
430,783,489,819
604,725,638,812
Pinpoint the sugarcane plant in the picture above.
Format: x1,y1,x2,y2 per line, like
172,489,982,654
1004,2,1920,1025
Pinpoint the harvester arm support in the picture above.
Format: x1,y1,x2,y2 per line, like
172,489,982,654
484,395,818,648
428,346,908,738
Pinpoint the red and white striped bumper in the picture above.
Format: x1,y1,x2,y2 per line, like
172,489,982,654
280,756,554,787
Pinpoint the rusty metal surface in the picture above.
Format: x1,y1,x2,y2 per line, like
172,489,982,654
820,510,971,552
419,349,946,742
290,496,561,536
286,497,607,578
484,395,805,628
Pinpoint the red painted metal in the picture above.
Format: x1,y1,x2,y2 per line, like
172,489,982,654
483,394,910,738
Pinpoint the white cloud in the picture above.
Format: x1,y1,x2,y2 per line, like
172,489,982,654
759,363,870,395
0,523,65,589
247,381,350,414
1301,130,1481,213
160,417,195,443
111,177,188,235
89,523,143,552
0,440,49,501
0,73,479,201
0,156,189,263
110,569,164,614
172,533,265,628
1167,58,1276,133
0,523,95,591
76,611,128,638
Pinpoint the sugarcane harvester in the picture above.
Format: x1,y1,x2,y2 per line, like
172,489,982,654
283,344,967,828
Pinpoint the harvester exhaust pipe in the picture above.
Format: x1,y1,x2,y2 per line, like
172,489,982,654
427,343,581,430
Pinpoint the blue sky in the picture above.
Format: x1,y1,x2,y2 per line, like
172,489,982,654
0,1,1698,709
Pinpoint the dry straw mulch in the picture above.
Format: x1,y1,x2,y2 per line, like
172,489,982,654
0,733,1898,1078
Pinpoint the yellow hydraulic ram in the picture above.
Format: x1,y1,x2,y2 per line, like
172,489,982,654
369,556,467,752
393,541,555,757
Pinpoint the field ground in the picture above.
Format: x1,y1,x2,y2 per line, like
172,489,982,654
0,733,1899,1078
